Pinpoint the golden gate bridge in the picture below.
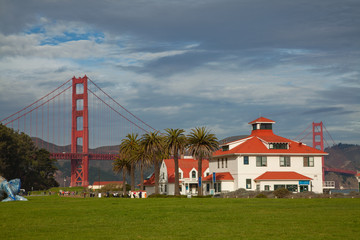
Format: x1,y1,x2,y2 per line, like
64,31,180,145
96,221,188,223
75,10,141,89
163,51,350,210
1,75,155,187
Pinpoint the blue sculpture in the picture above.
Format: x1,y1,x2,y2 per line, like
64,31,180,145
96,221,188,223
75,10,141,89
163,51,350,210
0,177,28,202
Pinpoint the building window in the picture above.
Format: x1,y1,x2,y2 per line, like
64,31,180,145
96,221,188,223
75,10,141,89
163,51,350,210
164,184,167,193
225,158,228,168
280,156,291,167
260,123,272,129
161,172,165,180
178,172,182,179
214,182,221,193
256,184,260,191
222,145,229,151
191,170,196,179
244,156,249,165
274,185,286,190
286,185,298,192
274,184,298,192
221,158,224,168
264,185,270,191
303,156,314,167
246,179,252,189
256,156,267,167
270,143,288,149
217,159,220,168
206,183,210,192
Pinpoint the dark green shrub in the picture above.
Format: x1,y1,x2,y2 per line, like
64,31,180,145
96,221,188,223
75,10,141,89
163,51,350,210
274,188,290,198
255,193,267,198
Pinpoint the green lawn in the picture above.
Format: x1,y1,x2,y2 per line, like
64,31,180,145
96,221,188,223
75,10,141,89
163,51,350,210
1,196,359,239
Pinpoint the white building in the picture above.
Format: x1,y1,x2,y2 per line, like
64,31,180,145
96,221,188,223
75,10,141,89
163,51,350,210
143,158,209,195
207,117,328,194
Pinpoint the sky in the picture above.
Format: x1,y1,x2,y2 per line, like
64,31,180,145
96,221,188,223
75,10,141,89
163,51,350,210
0,0,359,146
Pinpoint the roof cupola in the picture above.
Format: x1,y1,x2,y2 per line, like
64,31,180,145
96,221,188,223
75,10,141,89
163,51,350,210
248,117,275,135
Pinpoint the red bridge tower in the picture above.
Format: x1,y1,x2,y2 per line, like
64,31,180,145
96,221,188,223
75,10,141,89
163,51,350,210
71,76,89,187
313,122,324,181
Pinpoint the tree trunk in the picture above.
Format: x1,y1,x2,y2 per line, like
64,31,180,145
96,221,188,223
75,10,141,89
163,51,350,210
130,162,135,191
154,156,160,194
122,167,127,195
198,157,202,196
174,149,180,196
140,160,144,191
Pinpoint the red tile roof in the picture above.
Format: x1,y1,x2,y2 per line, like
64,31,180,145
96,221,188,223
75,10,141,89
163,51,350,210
248,117,275,124
356,173,360,177
213,119,327,157
254,171,312,181
202,172,234,181
143,174,155,186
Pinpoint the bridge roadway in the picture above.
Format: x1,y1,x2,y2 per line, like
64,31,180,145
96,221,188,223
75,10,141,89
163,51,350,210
50,152,118,160
324,167,357,175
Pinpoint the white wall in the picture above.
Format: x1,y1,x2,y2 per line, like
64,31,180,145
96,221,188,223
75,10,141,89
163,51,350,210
221,181,234,192
236,155,323,193
211,155,324,193
144,186,155,195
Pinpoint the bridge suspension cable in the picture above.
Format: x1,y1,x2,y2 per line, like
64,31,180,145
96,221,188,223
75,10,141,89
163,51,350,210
88,78,156,131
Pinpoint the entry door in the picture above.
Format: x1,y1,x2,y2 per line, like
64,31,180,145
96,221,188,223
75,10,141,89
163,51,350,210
300,185,308,192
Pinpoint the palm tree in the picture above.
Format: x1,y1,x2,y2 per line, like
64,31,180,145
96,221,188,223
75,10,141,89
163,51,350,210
133,143,151,191
141,131,164,194
119,133,141,191
113,155,131,195
164,128,187,196
187,127,218,196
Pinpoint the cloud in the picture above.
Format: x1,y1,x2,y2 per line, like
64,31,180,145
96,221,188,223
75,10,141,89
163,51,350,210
302,107,356,115
0,0,359,145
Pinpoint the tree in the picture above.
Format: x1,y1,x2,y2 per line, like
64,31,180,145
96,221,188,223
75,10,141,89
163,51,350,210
164,128,187,196
141,131,165,194
113,154,131,194
119,133,141,191
0,124,58,190
187,127,218,196
133,143,151,191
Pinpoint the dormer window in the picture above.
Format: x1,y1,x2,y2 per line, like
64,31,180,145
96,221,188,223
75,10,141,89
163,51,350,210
222,145,229,151
269,143,288,149
191,170,196,179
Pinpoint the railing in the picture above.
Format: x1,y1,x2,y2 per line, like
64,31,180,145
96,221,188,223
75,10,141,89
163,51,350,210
323,181,335,188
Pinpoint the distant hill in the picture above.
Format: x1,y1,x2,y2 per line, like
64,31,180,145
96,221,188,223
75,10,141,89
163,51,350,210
31,137,120,154
323,143,359,189
324,143,360,171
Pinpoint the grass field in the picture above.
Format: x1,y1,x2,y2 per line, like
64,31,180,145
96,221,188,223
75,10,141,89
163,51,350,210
1,196,359,239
